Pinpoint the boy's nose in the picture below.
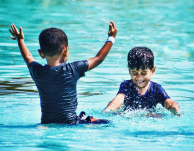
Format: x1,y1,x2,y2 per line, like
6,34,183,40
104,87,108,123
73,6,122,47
136,74,143,79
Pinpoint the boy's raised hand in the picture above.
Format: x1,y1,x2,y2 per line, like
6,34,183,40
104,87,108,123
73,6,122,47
108,21,117,38
9,23,24,41
9,23,35,65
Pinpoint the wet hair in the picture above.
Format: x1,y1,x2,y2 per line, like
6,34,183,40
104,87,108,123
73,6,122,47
39,28,68,57
127,47,154,70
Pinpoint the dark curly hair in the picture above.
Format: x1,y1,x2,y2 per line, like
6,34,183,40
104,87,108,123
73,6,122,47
39,28,68,57
127,47,154,70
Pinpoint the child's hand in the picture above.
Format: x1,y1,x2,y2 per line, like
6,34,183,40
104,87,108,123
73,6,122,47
9,23,24,41
171,103,181,116
108,21,117,38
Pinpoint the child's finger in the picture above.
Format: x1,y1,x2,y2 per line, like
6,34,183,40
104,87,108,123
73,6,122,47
111,21,116,29
11,23,19,34
10,36,16,40
19,27,23,34
9,29,14,36
109,23,112,32
13,24,19,34
11,24,16,33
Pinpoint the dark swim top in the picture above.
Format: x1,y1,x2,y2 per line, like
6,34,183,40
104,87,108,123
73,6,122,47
118,80,170,111
28,61,88,124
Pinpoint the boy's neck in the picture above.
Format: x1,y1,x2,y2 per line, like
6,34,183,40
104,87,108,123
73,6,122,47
46,55,67,67
135,81,150,95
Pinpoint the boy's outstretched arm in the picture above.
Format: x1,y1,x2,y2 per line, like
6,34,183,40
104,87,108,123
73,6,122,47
87,21,117,71
9,23,35,65
164,98,181,116
104,93,125,112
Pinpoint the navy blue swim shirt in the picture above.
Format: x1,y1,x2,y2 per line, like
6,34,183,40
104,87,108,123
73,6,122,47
118,80,170,111
28,61,88,124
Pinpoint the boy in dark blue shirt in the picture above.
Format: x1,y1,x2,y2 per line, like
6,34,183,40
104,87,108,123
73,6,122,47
105,47,180,115
9,21,117,124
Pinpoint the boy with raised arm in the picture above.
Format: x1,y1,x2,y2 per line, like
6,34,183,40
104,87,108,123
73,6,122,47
105,47,180,116
9,21,117,124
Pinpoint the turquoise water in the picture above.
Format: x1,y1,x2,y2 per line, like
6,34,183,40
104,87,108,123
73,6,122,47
1,0,194,150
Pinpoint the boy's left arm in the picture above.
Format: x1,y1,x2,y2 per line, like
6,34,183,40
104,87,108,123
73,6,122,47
87,21,117,71
164,98,181,116
9,23,35,65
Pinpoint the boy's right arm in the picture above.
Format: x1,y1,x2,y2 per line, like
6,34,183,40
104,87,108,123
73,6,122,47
104,93,125,112
9,23,35,66
87,21,117,71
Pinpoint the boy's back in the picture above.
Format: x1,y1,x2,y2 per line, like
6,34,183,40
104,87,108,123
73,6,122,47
29,61,88,124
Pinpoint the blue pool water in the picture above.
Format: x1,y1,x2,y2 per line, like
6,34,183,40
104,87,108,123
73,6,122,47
0,0,194,150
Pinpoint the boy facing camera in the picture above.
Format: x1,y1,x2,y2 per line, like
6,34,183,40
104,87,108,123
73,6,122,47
9,21,117,124
105,47,180,115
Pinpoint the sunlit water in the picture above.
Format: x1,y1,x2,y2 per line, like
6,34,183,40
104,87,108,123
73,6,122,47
0,0,194,150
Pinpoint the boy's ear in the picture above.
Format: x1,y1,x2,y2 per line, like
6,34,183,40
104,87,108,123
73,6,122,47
128,67,132,75
38,49,45,59
151,66,156,75
63,46,69,57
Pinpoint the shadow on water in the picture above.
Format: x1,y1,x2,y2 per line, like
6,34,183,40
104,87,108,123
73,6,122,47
0,77,37,95
0,77,105,96
0,123,39,129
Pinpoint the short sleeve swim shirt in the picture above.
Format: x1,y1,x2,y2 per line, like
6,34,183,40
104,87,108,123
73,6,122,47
28,60,88,124
118,80,170,111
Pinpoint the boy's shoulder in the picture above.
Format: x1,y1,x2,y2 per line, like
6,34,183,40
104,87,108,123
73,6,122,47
29,60,88,69
150,81,162,88
121,79,134,85
121,79,133,84
119,79,134,88
149,81,168,95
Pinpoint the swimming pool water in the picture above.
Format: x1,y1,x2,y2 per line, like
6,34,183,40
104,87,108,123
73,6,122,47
0,0,194,150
